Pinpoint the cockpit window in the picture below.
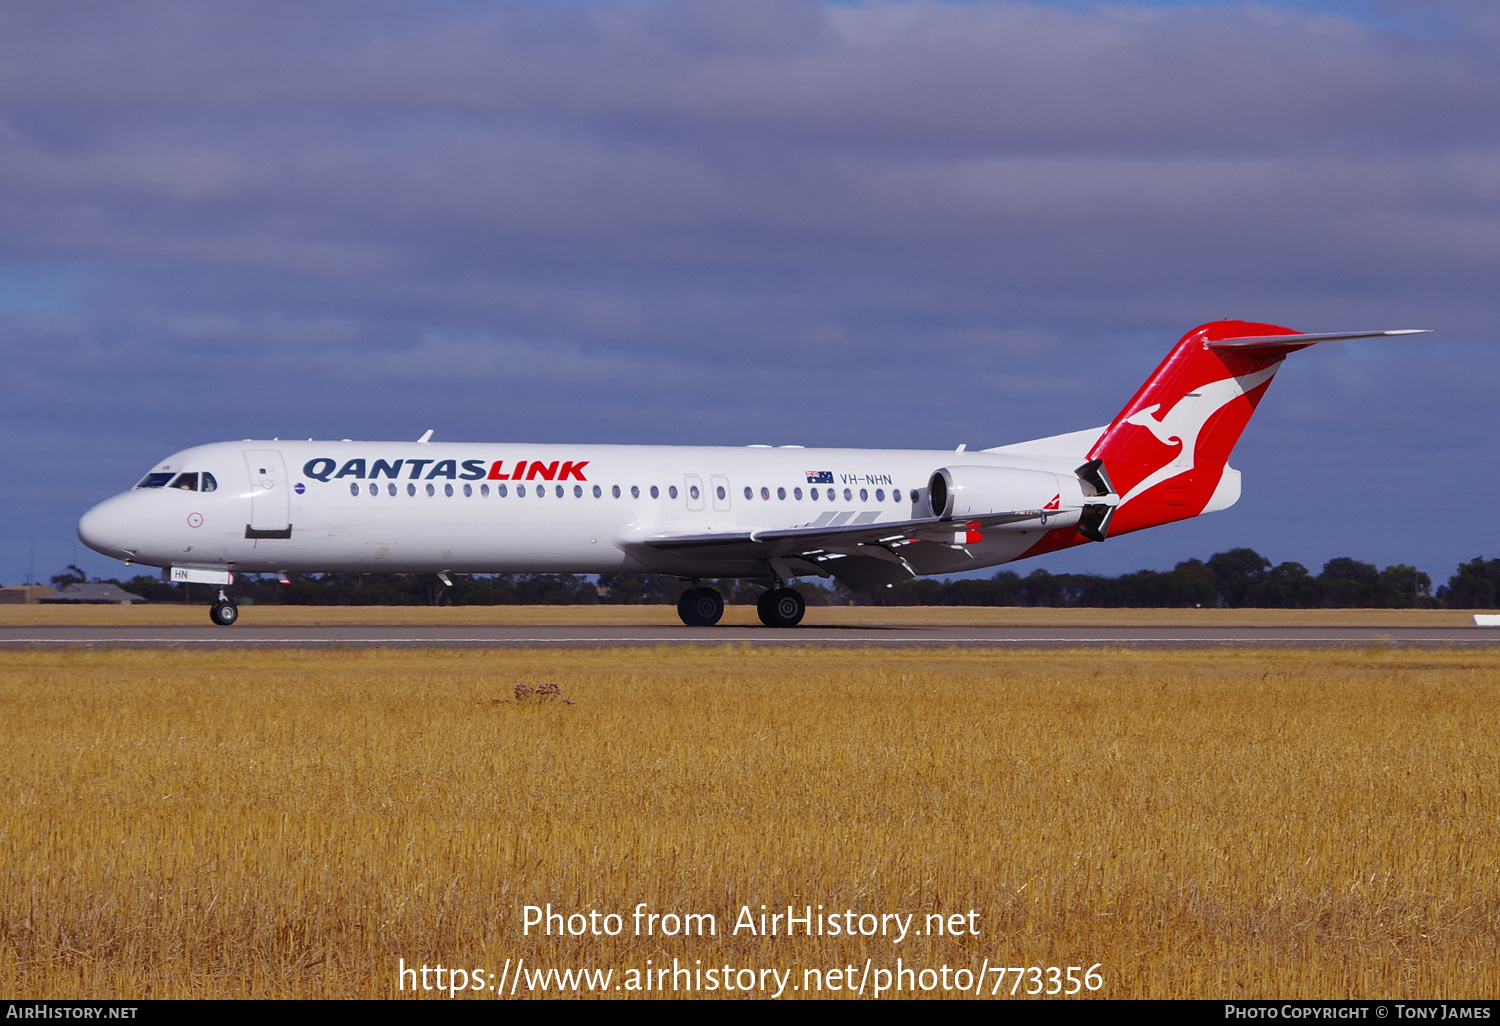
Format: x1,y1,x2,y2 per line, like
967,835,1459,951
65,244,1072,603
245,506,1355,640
143,471,216,491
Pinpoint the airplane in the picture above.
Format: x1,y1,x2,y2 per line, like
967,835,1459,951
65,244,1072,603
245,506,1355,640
76,320,1425,627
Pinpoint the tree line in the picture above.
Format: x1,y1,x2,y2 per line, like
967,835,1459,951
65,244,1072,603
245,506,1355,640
42,551,1500,608
874,551,1450,608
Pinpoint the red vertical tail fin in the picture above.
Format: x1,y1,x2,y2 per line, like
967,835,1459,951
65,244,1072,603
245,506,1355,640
1085,320,1298,537
1017,322,1427,557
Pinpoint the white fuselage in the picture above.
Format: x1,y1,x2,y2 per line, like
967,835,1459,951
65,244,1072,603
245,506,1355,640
77,439,1088,580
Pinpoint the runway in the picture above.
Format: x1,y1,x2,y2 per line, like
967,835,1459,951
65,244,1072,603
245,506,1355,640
4,622,1499,648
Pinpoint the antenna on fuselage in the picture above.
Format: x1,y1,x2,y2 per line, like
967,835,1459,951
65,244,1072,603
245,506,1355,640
417,429,434,444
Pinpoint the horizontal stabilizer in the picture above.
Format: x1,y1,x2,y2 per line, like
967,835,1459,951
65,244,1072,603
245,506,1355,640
1207,329,1429,355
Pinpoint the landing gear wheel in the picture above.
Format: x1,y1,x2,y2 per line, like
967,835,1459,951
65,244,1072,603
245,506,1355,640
676,587,724,627
757,587,805,628
209,601,239,627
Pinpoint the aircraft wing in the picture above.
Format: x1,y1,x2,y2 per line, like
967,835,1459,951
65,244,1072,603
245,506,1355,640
638,507,1060,589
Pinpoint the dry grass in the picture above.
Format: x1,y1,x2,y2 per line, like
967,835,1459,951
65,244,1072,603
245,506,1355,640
0,603,1480,628
2,646,1497,1000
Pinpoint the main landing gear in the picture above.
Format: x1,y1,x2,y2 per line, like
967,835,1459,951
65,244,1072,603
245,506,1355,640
757,587,805,628
209,589,238,627
674,584,807,628
676,586,725,627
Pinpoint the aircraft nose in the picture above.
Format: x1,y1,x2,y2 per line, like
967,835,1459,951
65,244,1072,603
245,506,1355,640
77,494,137,560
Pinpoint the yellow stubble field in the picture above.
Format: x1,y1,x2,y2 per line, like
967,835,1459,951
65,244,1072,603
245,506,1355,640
2,644,1496,999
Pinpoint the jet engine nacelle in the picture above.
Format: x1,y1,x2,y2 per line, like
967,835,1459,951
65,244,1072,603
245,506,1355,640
927,465,1085,528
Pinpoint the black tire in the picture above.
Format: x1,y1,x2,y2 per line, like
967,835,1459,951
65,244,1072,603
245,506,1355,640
209,601,239,627
676,587,724,627
756,588,777,624
757,587,805,628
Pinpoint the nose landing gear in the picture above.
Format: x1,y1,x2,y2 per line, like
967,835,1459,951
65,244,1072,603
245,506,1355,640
209,589,239,626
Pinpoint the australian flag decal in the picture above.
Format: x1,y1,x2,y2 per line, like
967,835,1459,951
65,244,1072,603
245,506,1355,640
805,470,834,484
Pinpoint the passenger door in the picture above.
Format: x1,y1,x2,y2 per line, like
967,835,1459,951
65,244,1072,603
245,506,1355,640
243,449,291,535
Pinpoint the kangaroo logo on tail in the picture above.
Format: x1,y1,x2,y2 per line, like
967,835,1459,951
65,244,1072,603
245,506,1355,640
1116,364,1279,506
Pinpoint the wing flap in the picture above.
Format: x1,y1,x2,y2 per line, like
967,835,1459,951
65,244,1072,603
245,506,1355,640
640,507,1058,560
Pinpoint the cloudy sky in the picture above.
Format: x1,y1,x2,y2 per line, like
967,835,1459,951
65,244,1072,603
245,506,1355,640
2,0,1495,588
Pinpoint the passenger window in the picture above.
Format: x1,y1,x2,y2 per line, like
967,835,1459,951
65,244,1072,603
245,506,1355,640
876,488,885,502
631,485,640,498
844,488,853,501
407,483,416,496
743,487,752,500
368,483,377,496
426,483,436,496
859,488,868,502
464,484,472,497
810,488,819,501
611,485,620,498
893,489,902,502
777,487,785,500
350,483,359,496
650,486,659,499
573,485,583,498
389,483,397,496
760,487,770,500
556,485,565,498
717,486,726,500
170,473,198,491
669,486,678,499
498,484,508,497
593,485,602,498
794,487,802,500
690,485,701,500
201,473,217,492
136,472,174,489
518,485,527,497
444,483,454,497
